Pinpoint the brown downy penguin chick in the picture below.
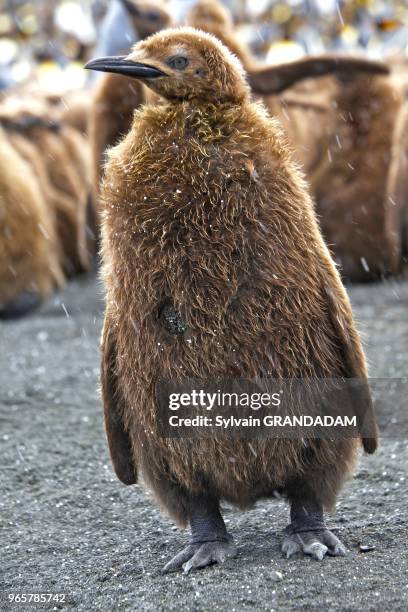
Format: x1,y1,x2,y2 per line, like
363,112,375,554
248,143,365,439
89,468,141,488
0,128,63,318
0,100,93,276
5,126,90,276
89,0,172,201
47,89,92,135
186,0,256,70
257,71,405,282
86,27,378,572
263,56,406,227
387,98,408,266
308,73,403,282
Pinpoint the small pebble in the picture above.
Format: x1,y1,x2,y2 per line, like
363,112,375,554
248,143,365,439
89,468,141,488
359,544,376,553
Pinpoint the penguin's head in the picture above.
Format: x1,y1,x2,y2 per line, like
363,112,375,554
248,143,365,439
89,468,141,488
85,27,250,103
119,0,172,38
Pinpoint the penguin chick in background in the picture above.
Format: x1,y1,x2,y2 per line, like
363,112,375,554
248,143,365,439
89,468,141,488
86,27,378,573
0,128,63,318
186,0,389,97
89,0,172,201
186,0,257,70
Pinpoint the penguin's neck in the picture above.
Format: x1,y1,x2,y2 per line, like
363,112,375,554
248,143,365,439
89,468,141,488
160,99,245,139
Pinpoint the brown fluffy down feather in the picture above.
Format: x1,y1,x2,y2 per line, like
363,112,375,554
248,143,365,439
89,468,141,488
0,128,63,309
100,28,378,527
0,99,93,276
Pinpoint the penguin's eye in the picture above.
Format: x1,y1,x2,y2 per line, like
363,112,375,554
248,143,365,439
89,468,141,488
168,56,189,70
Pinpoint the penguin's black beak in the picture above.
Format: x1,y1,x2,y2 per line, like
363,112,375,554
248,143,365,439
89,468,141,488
84,56,167,79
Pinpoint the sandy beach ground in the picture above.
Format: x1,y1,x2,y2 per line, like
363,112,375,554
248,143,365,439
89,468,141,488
1,276,407,611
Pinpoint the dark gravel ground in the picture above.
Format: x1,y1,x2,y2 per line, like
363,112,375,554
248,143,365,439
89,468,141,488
1,275,407,611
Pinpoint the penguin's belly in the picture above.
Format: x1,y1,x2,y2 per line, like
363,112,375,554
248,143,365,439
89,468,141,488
123,311,313,504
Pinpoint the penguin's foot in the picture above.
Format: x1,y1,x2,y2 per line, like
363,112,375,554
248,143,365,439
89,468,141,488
282,525,346,561
162,537,237,574
162,496,236,574
285,483,346,561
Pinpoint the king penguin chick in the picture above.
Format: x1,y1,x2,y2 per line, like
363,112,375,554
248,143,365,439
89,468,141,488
0,128,63,318
89,0,172,202
0,101,93,277
186,0,257,70
86,27,379,572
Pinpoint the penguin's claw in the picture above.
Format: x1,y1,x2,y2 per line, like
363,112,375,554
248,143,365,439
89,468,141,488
162,540,237,575
282,528,346,561
161,545,197,574
182,540,237,574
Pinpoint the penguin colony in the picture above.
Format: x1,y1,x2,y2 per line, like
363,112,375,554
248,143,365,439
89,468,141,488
86,27,379,572
1,0,408,320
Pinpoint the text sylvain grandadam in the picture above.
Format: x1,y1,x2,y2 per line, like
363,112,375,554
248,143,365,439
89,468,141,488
167,414,357,428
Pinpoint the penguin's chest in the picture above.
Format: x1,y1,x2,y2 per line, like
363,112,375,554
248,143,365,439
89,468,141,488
123,174,256,332
113,130,272,371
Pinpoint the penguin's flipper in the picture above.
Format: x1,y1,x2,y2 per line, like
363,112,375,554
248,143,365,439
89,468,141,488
247,55,389,95
101,317,137,484
320,270,379,454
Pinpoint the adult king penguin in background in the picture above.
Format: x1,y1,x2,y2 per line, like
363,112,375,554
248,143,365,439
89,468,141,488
85,27,378,573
